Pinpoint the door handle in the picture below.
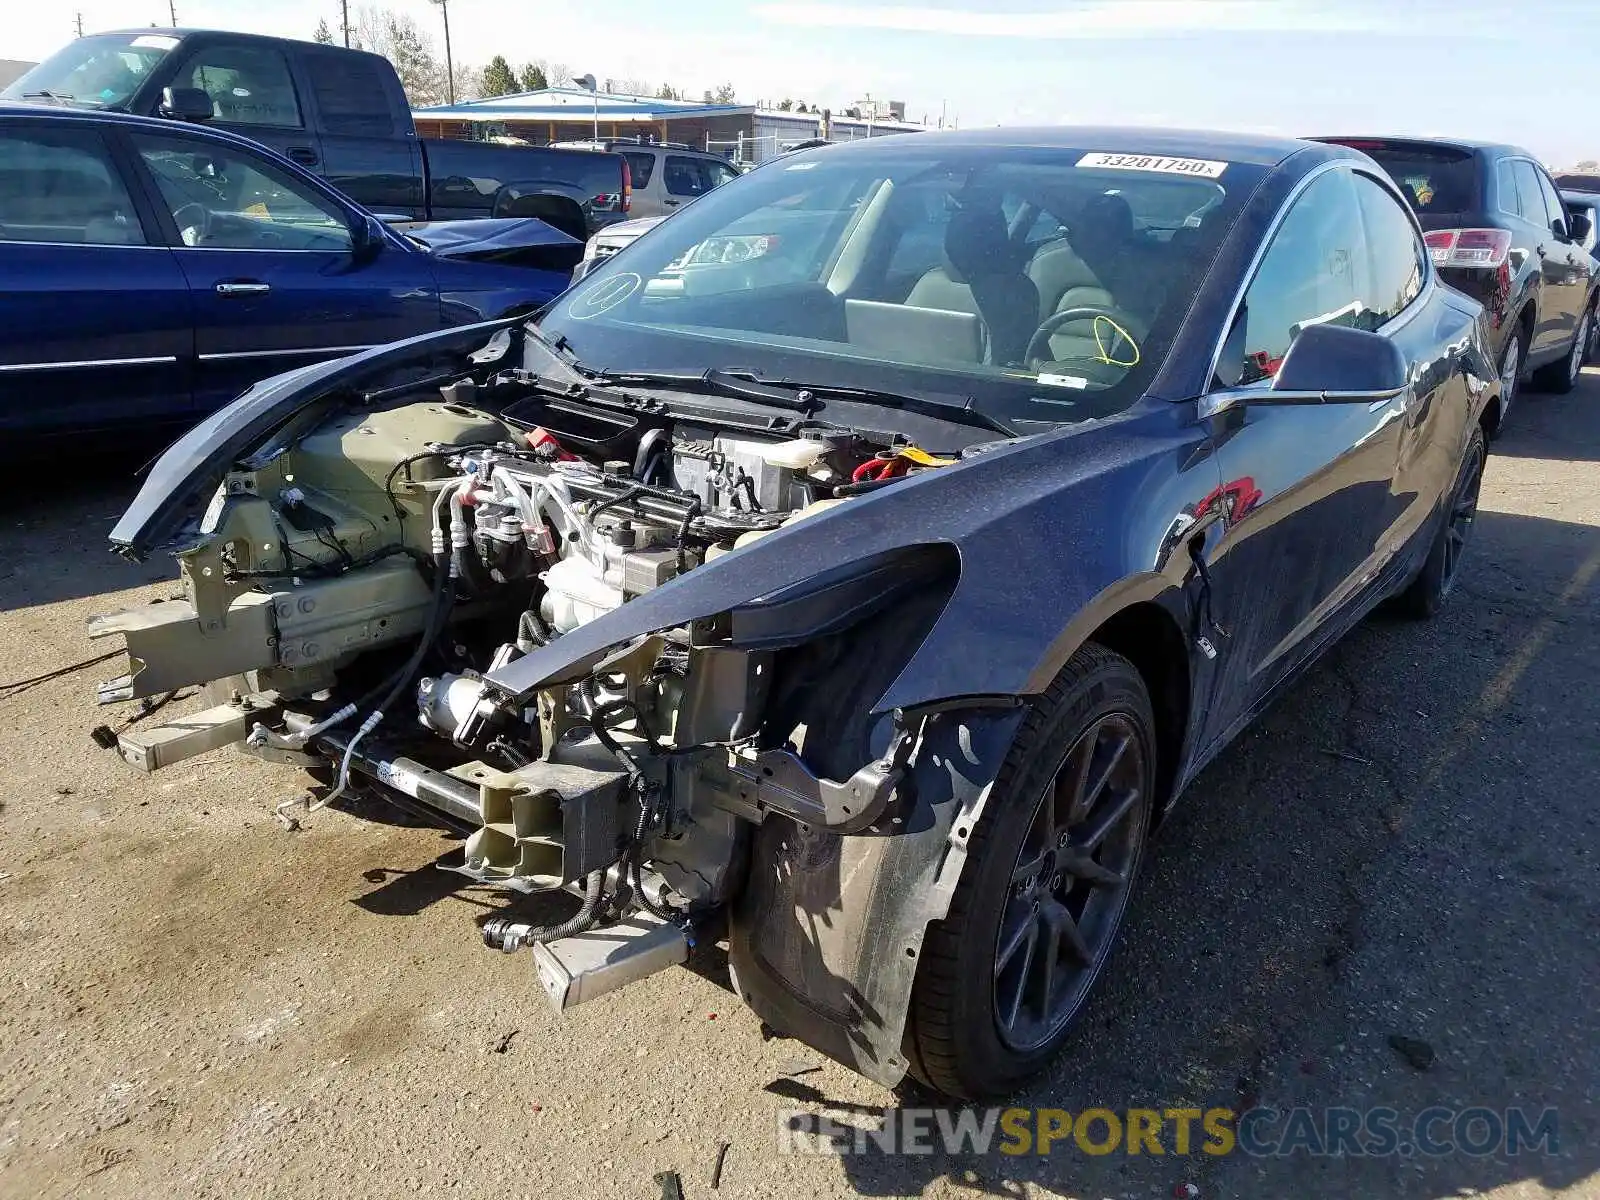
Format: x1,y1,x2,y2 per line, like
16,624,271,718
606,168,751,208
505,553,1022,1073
287,146,319,167
663,199,680,207
215,281,271,296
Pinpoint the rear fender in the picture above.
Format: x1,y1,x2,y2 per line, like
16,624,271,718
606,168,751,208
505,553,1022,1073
728,704,1025,1087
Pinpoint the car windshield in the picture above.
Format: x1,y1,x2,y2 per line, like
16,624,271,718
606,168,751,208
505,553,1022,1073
2,33,177,109
539,141,1260,424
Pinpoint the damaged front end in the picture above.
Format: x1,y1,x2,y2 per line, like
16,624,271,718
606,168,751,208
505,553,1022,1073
91,320,1029,1086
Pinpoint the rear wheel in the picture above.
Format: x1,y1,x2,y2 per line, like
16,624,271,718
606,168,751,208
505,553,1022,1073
1531,306,1590,394
1488,327,1524,437
907,644,1154,1099
1395,425,1485,619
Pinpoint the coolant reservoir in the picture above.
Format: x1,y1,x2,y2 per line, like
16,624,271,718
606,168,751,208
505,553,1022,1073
540,554,626,634
759,439,829,470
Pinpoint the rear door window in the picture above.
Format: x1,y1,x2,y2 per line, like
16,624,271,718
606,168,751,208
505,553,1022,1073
0,127,146,245
1511,161,1546,229
1534,166,1568,234
173,42,303,128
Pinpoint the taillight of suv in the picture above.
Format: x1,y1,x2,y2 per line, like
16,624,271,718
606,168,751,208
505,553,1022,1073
1423,228,1512,269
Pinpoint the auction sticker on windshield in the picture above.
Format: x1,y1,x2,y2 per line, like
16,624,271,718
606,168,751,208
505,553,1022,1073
1076,152,1227,178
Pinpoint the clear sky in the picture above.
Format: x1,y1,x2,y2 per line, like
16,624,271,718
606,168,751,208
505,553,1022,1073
8,0,1598,165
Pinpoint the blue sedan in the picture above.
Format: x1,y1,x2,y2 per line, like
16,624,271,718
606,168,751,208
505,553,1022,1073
0,102,581,440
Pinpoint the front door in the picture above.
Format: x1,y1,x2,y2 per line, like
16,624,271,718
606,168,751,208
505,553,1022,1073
1199,166,1422,752
123,128,440,414
0,121,191,435
154,38,324,173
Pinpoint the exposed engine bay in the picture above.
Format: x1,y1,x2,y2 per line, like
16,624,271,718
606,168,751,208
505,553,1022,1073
90,341,999,1080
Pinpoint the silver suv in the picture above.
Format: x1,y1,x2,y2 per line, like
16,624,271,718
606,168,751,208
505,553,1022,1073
550,139,739,219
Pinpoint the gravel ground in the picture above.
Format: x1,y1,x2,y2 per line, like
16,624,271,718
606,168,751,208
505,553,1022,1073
0,374,1595,1200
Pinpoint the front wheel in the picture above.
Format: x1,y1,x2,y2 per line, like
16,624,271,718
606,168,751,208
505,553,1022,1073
906,644,1154,1099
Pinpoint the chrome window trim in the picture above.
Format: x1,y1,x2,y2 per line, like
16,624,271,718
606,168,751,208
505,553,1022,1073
1202,160,1436,399
171,243,353,254
196,345,370,361
0,355,178,373
0,240,166,250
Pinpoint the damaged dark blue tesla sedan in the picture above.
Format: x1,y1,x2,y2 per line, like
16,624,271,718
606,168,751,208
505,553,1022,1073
94,127,1498,1099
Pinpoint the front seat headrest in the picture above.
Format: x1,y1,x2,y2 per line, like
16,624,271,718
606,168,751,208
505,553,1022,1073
1071,193,1134,253
942,203,1017,284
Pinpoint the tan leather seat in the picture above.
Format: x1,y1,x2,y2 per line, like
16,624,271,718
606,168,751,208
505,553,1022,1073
906,202,1039,367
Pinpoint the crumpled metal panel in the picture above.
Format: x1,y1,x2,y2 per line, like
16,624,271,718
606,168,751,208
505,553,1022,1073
727,704,1026,1087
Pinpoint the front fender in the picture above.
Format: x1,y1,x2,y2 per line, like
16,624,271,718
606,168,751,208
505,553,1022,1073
486,401,1221,715
728,704,1027,1087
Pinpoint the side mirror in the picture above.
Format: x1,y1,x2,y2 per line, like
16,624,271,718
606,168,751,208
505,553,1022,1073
351,213,387,262
1272,321,1408,396
1567,211,1592,245
1200,321,1407,419
159,86,215,123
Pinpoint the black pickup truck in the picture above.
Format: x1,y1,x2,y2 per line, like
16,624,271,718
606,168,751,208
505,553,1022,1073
3,29,630,239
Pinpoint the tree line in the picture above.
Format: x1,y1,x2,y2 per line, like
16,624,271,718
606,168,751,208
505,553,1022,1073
313,8,855,116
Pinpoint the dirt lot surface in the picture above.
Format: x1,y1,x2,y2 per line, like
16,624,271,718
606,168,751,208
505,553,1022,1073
1,375,1596,1200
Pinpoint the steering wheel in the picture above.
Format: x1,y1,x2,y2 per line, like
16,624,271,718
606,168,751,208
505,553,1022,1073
171,201,211,247
1026,305,1142,369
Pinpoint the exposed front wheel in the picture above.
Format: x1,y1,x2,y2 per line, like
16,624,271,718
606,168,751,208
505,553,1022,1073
906,644,1154,1099
1395,425,1486,619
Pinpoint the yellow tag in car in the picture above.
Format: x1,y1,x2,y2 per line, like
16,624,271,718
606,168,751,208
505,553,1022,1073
245,202,270,217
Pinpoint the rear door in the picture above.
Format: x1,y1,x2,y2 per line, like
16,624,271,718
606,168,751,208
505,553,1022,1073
158,37,323,173
1200,165,1417,747
1530,163,1589,350
1509,158,1582,356
123,127,439,413
294,44,424,217
0,120,191,435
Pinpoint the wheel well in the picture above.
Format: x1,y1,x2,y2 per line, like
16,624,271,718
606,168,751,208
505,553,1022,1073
1517,301,1536,349
496,192,586,241
1088,602,1190,823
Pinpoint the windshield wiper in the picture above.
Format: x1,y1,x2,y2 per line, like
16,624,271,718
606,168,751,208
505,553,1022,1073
18,90,90,105
589,367,818,412
732,374,1020,437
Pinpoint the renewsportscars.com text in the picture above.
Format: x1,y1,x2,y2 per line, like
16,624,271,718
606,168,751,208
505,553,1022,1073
777,1106,1560,1159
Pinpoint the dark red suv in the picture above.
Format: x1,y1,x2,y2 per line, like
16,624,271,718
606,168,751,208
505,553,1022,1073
1316,137,1597,433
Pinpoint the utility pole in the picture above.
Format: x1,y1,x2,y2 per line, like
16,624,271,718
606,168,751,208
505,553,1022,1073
431,0,455,104
340,0,351,47
75,11,84,37
168,0,177,26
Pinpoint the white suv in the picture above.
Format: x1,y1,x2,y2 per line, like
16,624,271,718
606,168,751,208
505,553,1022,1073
550,140,739,219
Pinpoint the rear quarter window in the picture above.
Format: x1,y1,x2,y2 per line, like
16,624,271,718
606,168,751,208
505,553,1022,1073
303,50,396,137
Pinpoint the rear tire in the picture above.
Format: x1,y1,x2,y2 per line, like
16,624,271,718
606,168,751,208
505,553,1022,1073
1395,425,1486,619
906,644,1154,1099
1530,306,1590,394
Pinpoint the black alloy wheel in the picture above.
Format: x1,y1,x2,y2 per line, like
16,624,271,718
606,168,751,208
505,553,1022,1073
993,712,1147,1052
907,644,1154,1099
1395,425,1486,619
